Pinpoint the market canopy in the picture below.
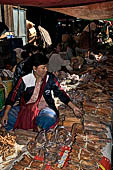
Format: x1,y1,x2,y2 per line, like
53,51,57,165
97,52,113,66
0,0,113,20
0,0,111,8
46,1,113,20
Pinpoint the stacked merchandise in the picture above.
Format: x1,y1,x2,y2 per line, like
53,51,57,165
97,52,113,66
57,56,113,170
9,126,73,170
0,128,17,169
0,55,113,170
67,84,112,169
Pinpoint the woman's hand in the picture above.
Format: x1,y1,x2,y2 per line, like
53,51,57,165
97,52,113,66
68,101,83,118
73,106,83,118
1,105,11,126
1,114,8,126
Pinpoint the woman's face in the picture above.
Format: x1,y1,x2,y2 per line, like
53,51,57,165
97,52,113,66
33,64,47,78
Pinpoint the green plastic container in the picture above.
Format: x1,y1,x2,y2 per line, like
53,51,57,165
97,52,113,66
0,88,5,110
3,80,13,97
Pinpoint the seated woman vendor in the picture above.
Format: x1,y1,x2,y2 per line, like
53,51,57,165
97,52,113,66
0,53,82,132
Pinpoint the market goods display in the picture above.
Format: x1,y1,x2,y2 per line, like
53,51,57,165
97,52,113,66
10,126,72,170
0,54,113,170
0,128,18,170
0,128,16,161
56,55,113,170
14,129,37,145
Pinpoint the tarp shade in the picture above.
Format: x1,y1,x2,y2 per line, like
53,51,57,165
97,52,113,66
0,0,112,8
0,0,113,20
46,1,113,20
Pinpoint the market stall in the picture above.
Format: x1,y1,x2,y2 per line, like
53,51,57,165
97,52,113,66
0,0,113,170
0,50,113,170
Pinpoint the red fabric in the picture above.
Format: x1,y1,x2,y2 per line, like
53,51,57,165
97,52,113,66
43,164,54,170
0,0,113,20
14,103,39,130
97,156,111,170
34,155,44,162
48,1,113,20
14,74,47,130
49,119,58,129
54,77,70,98
56,146,71,168
0,0,110,7
11,78,22,102
34,145,71,169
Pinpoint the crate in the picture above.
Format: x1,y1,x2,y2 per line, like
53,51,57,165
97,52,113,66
0,88,5,110
3,80,13,98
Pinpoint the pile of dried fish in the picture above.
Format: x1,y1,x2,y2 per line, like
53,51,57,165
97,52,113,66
0,128,16,161
3,54,113,169
56,55,113,169
10,126,72,170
